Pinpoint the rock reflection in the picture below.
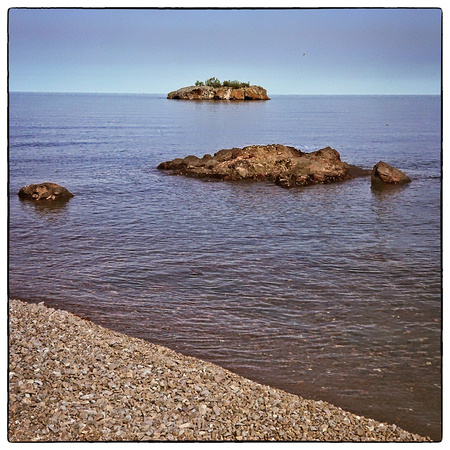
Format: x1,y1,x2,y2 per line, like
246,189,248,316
18,197,71,219
370,182,410,199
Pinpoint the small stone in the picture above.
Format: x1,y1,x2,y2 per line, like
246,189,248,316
356,427,365,436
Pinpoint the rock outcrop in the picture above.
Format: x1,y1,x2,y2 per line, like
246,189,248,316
157,144,370,188
167,85,270,101
371,161,411,186
18,182,74,201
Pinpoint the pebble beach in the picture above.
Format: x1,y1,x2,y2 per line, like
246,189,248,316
8,299,430,442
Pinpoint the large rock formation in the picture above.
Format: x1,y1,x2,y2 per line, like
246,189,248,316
18,182,74,201
167,85,270,101
371,161,411,186
157,144,370,188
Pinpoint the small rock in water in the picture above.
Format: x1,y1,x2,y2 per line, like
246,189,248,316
18,182,74,202
371,161,411,186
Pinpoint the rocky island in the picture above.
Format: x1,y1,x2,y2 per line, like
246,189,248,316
158,144,370,188
167,77,270,101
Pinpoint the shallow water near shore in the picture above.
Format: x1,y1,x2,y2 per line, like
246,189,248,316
8,93,441,440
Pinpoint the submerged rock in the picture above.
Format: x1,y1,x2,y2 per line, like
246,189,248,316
167,85,270,101
157,144,370,188
371,161,411,186
18,182,74,201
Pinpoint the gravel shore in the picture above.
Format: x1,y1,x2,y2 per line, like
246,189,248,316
8,298,430,442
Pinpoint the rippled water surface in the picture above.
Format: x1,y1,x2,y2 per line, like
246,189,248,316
8,93,441,440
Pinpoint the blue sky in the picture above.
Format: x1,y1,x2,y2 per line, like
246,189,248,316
8,7,442,95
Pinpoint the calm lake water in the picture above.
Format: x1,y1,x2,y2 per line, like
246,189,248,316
8,92,441,440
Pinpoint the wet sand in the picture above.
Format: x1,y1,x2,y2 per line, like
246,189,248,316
8,299,430,442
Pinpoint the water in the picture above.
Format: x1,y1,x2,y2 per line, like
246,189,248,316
8,93,441,440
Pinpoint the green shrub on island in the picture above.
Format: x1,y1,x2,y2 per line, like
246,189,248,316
194,78,251,88
223,80,250,88
205,77,221,88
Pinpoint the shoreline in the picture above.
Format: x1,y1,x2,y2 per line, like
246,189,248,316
8,298,431,442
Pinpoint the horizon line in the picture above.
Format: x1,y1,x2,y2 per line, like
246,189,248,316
8,90,441,96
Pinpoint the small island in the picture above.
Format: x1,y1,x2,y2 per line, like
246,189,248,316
167,77,270,101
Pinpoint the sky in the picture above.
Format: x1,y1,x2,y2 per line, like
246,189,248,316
7,7,442,95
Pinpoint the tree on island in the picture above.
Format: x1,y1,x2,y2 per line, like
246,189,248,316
195,77,250,88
